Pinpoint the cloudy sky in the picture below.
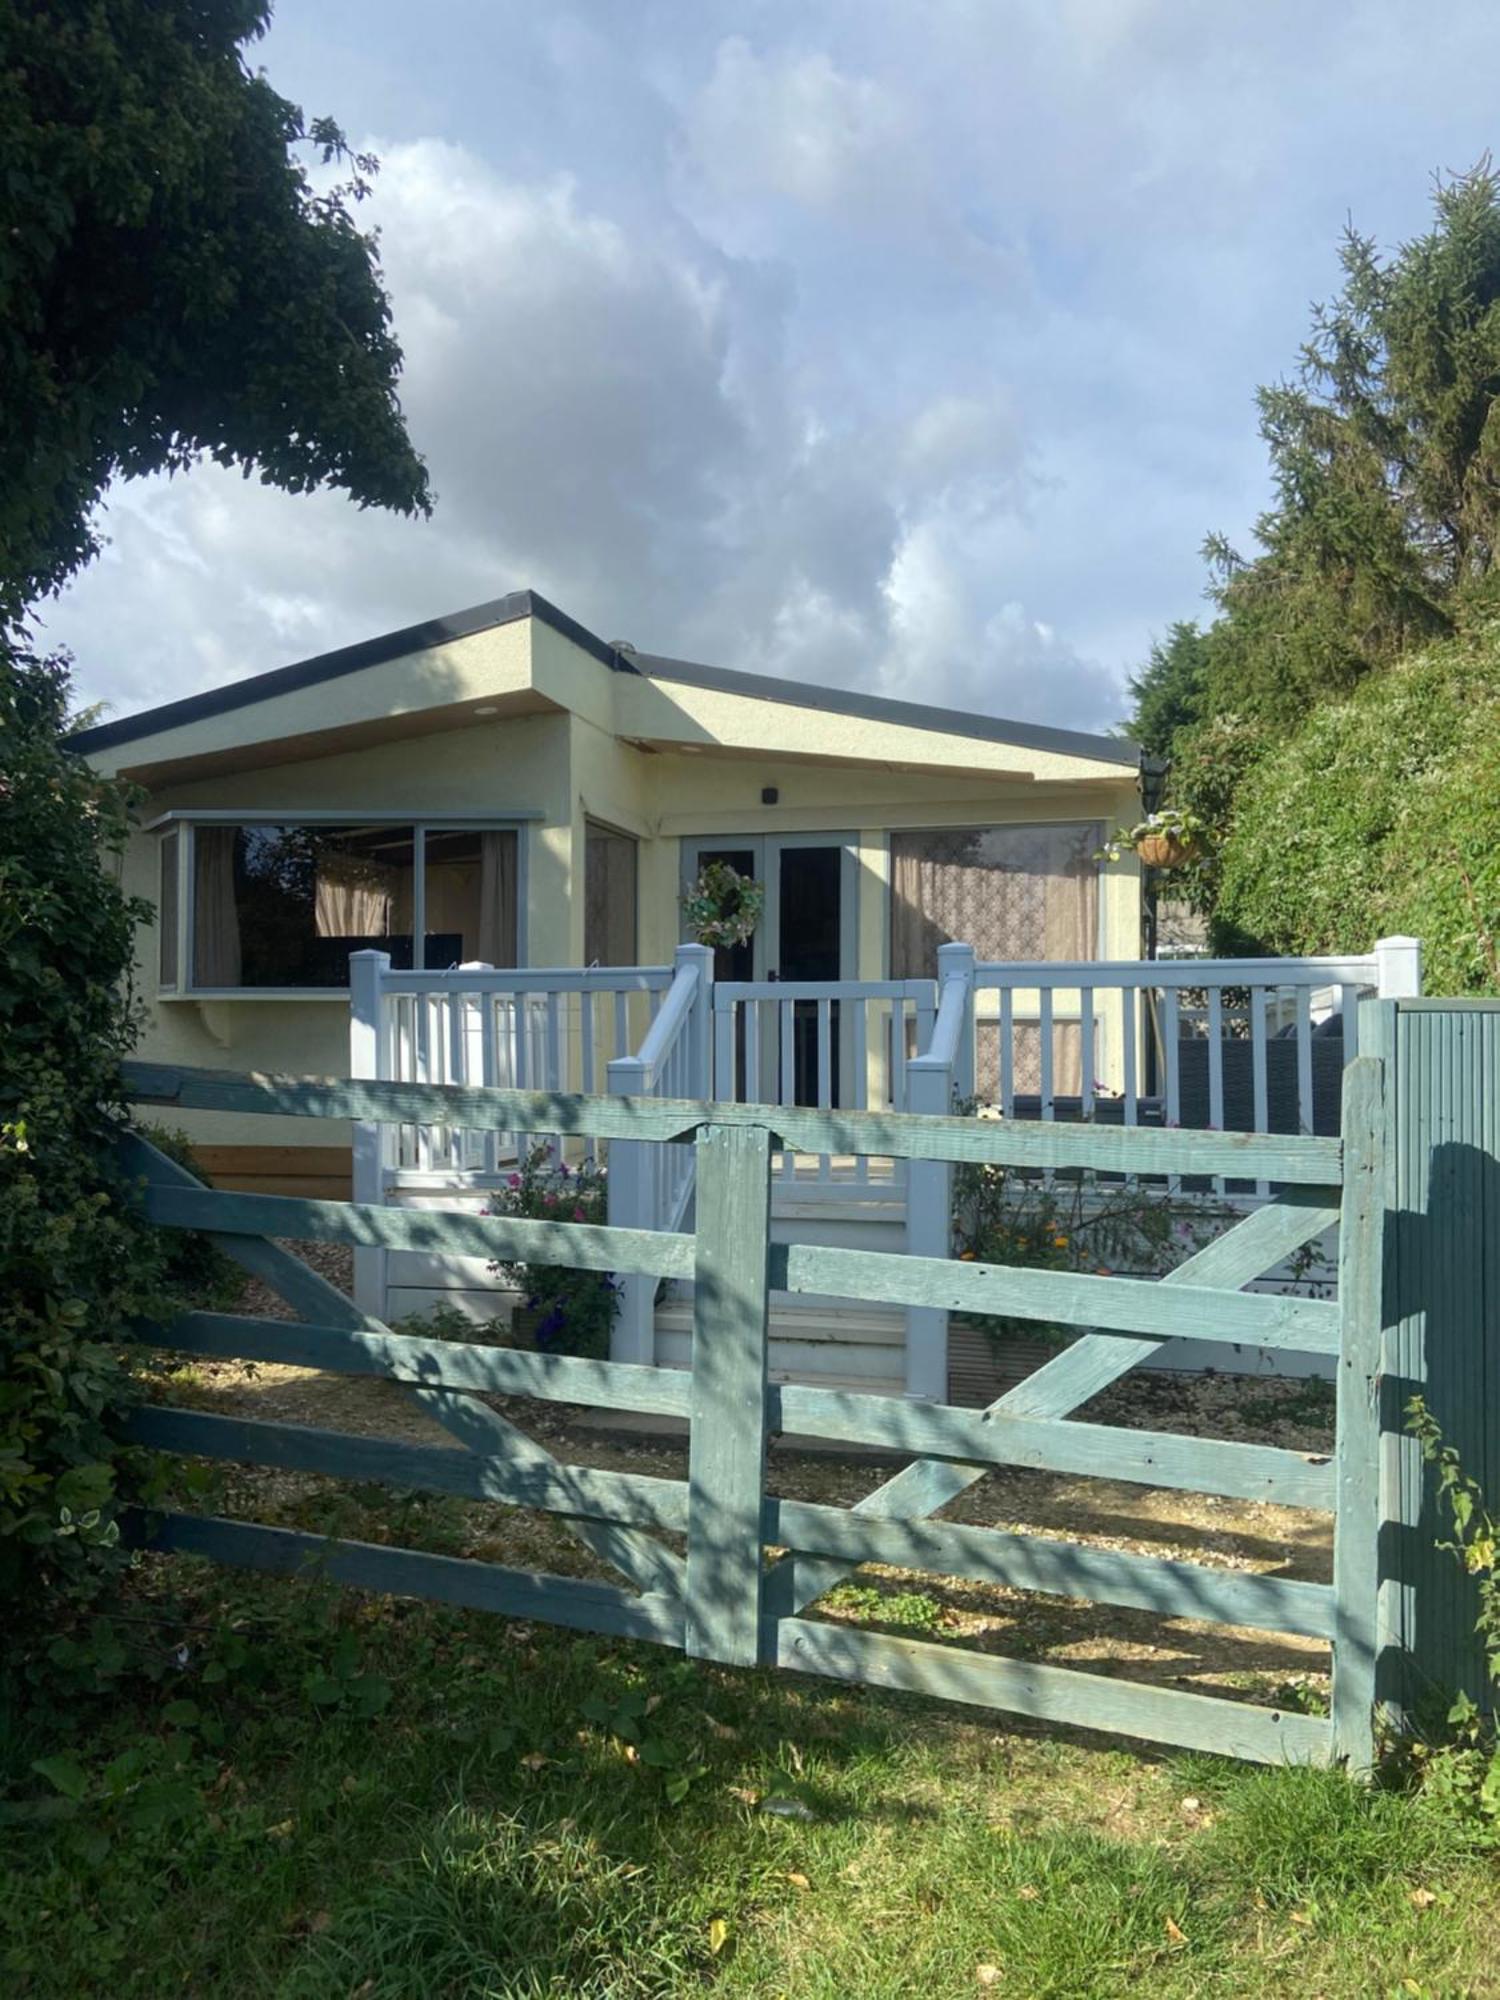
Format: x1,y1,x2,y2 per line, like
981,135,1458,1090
44,1,1500,732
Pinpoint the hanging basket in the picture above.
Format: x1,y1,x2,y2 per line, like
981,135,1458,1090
1136,831,1202,870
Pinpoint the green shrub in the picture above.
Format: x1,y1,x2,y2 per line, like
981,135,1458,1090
1209,631,1500,992
0,646,173,1640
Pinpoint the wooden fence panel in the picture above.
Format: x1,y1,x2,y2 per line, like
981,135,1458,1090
117,1046,1412,1767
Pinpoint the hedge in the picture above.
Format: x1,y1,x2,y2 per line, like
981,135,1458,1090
1211,631,1500,995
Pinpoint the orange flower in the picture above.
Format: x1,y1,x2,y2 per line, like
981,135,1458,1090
958,1249,977,1261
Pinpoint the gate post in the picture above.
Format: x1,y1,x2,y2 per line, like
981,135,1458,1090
1330,1054,1385,1769
1366,997,1500,1718
684,1120,773,1666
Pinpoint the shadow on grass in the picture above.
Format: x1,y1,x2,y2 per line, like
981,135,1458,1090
3,1542,1494,2000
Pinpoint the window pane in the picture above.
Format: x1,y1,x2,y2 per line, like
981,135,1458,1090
159,829,179,988
890,822,1102,977
194,824,416,988
585,821,637,965
189,823,521,987
423,829,518,969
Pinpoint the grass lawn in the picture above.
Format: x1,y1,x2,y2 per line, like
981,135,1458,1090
4,1522,1499,2000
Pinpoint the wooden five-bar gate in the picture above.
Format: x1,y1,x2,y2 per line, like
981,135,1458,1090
118,1048,1385,1769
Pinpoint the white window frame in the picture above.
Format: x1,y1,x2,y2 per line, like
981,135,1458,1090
150,810,540,999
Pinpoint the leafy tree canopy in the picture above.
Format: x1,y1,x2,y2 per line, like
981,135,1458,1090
1130,162,1500,987
0,0,431,621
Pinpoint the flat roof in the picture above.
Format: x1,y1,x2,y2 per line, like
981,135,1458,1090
70,587,1138,768
634,650,1138,766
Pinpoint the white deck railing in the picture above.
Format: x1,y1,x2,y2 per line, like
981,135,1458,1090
346,933,1423,1359
349,953,674,1181
710,976,937,1189
972,936,1422,1141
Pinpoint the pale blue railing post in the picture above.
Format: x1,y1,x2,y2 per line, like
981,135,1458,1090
675,942,715,1098
348,949,392,1317
605,1047,654,1364
903,944,976,1401
940,942,977,1103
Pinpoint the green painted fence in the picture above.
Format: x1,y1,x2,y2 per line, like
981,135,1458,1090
1366,1000,1500,1714
120,1044,1389,1769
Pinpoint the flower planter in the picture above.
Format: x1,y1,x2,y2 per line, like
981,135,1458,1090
1135,831,1201,870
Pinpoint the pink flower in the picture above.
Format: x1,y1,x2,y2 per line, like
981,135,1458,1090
507,1173,521,1188
573,1206,586,1221
543,1192,557,1206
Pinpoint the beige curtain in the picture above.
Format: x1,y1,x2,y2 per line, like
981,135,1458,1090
891,823,1101,974
192,826,242,987
478,831,518,967
314,856,395,938
891,822,1102,1096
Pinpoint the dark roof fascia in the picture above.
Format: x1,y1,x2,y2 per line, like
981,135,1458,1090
69,589,632,755
69,581,1137,773
632,651,1140,768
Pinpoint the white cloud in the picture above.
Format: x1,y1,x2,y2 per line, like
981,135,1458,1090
43,0,1500,740
49,133,1109,731
679,37,911,215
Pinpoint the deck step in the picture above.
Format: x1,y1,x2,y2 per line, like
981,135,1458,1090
654,1295,906,1390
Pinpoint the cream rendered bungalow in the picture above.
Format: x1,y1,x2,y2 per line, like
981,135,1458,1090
84,589,1422,1398
79,587,1147,1396
80,585,1144,1177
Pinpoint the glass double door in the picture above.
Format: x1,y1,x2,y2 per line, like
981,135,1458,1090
682,834,856,1105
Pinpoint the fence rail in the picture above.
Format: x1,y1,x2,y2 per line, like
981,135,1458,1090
121,1048,1385,1769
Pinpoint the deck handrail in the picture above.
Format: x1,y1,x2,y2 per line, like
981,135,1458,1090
973,942,1421,991
375,964,675,995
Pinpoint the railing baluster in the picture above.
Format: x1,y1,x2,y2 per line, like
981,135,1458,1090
1121,987,1137,1131
414,995,433,1173
1251,984,1270,1198
999,987,1015,1119
1295,985,1314,1136
1340,982,1361,1060
481,995,499,1176
1039,988,1055,1122
853,998,870,1186
817,996,833,1181
1206,986,1224,1196
745,998,761,1104
714,997,735,1102
780,998,796,1184
1162,986,1181,1193
1080,987,1095,1120
579,990,596,1168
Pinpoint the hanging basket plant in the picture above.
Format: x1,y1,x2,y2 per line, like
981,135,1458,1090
1096,808,1208,872
681,860,765,948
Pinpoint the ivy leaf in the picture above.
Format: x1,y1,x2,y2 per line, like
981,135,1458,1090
31,1754,88,1801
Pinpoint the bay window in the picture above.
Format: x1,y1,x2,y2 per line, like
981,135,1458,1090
167,819,521,992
